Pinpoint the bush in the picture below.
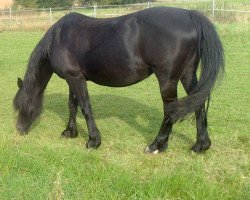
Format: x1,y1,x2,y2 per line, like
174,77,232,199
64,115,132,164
13,0,152,8
13,0,37,8
37,0,75,8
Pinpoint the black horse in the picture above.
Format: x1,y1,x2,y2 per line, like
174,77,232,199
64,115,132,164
13,7,224,154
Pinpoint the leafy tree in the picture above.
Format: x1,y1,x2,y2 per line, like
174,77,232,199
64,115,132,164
13,0,154,8
13,0,37,8
112,0,149,4
79,0,150,5
37,0,74,8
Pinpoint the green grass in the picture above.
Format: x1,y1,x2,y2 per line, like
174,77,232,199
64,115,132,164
0,23,249,199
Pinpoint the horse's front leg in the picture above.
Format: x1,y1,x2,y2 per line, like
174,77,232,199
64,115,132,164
61,88,78,138
66,74,101,149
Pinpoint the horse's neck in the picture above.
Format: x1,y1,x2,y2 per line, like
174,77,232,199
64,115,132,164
23,66,52,96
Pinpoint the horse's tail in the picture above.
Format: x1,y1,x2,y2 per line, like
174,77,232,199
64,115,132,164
167,10,225,122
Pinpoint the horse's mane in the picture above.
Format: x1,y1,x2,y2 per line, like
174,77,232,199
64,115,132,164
13,20,62,116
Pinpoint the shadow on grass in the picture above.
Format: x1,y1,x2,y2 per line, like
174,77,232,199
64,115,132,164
44,93,194,146
45,93,162,143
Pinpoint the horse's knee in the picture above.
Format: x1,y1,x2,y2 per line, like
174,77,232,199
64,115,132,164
80,106,91,118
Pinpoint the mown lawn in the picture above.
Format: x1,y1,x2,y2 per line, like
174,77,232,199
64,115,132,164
0,23,249,199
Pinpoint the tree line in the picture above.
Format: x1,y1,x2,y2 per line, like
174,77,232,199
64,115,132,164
13,0,152,8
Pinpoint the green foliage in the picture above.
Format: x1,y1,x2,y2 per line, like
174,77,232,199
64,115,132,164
79,0,154,6
13,0,153,8
111,0,151,5
13,0,37,8
37,0,74,8
13,0,75,8
10,0,250,8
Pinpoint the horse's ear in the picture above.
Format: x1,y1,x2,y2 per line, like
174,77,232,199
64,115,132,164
17,78,23,89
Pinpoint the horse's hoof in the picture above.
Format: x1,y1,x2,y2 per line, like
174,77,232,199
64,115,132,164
144,141,168,154
144,147,159,154
86,139,101,149
61,129,78,138
191,139,211,153
18,131,28,136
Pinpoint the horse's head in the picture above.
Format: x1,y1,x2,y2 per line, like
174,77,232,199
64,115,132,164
13,77,42,134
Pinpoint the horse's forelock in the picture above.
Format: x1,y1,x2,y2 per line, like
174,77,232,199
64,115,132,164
13,88,29,112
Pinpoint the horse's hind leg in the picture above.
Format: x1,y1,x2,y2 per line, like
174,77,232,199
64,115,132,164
66,74,101,149
180,61,211,153
61,88,78,138
145,71,178,154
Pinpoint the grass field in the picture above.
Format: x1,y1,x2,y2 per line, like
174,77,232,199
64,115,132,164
0,22,249,199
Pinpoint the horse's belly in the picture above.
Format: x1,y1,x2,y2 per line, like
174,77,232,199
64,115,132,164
84,63,152,87
80,36,151,87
